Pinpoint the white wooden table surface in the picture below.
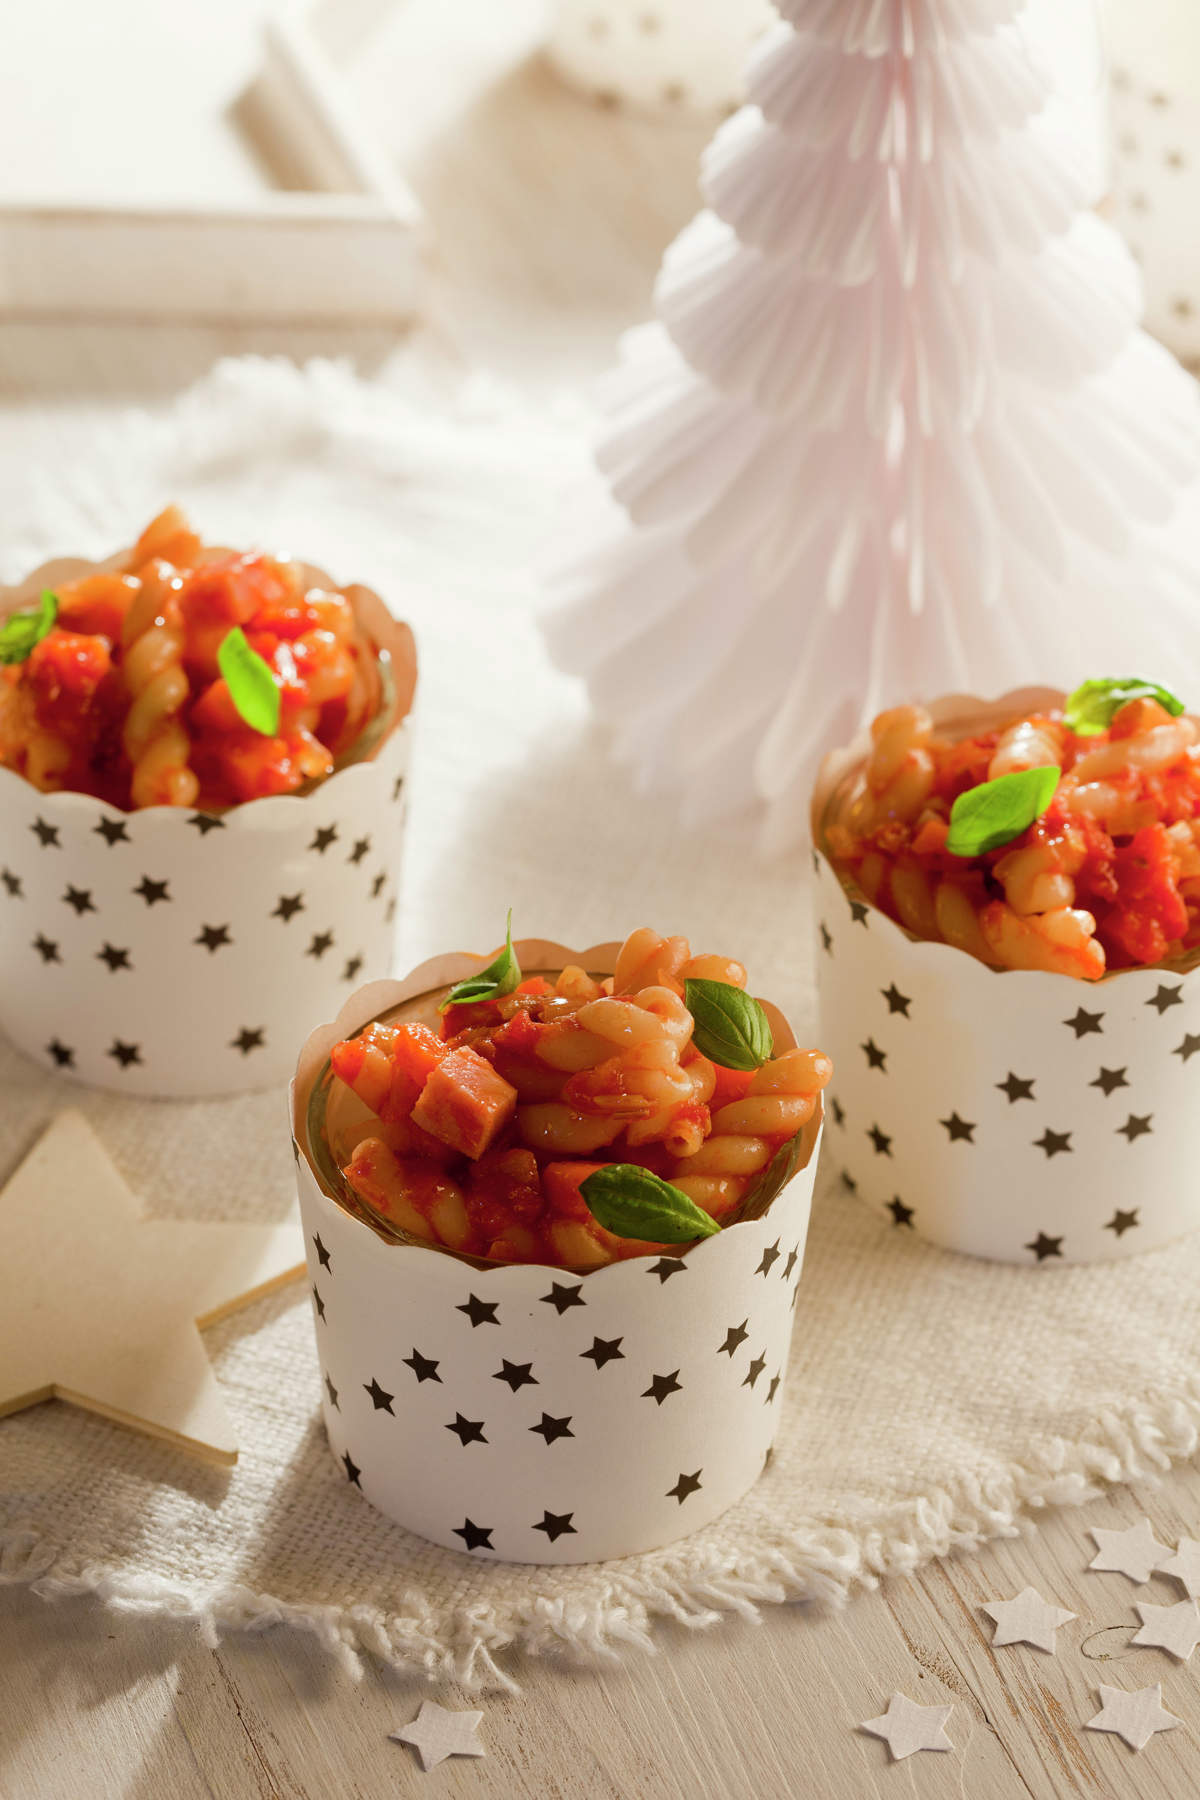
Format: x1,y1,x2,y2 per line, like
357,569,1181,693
5,11,1200,1798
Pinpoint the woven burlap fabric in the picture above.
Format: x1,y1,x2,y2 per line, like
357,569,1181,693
3,357,1200,1685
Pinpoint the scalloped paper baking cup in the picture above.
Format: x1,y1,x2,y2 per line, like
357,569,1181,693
0,553,416,1098
812,688,1200,1266
290,941,823,1564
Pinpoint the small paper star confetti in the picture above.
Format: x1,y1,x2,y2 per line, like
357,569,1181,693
1161,1536,1200,1598
982,1587,1075,1653
390,1701,486,1771
1084,1683,1180,1752
1089,1519,1173,1583
859,1694,954,1761
1132,1598,1200,1662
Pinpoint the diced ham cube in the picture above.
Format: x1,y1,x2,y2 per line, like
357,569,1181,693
411,1046,518,1160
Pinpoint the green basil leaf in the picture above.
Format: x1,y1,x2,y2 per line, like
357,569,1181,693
1064,677,1185,737
580,1164,721,1244
946,765,1060,858
684,977,774,1071
0,590,58,666
439,910,521,1012
739,1128,809,1223
218,626,281,736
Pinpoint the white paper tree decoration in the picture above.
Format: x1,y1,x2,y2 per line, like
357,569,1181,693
544,0,1200,848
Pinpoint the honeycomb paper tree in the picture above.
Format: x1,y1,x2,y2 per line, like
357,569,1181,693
543,0,1200,848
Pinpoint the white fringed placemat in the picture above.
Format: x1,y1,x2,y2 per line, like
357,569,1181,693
4,356,1200,1688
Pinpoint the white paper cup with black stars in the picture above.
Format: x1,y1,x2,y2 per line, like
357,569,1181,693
0,556,416,1099
812,690,1200,1265
290,941,823,1564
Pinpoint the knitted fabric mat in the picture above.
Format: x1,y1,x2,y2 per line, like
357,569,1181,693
3,356,1200,1689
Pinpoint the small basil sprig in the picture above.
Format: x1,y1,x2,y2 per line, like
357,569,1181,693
946,765,1060,858
0,590,58,666
218,626,281,735
684,977,774,1071
439,911,521,1012
1064,677,1185,737
580,1164,721,1244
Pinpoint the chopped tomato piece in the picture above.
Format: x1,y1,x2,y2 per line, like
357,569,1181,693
411,1046,518,1160
1101,825,1189,967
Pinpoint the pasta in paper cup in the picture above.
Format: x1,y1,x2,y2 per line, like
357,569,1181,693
0,544,416,1098
812,688,1200,1265
290,941,823,1564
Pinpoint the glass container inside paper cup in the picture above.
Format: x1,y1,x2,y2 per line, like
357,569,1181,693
0,550,416,1099
811,688,1200,1266
290,941,823,1564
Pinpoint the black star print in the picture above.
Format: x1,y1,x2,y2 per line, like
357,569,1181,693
532,1510,576,1542
811,849,820,875
494,1359,538,1391
1025,1232,1063,1261
742,1352,767,1389
324,1373,339,1410
1105,1209,1140,1237
342,954,364,982
188,813,225,835
194,924,232,954
756,1241,781,1277
457,1293,500,1327
841,1170,858,1194
306,930,335,960
364,1377,394,1412
313,1234,332,1273
830,1097,845,1128
134,875,170,906
1147,984,1184,1015
861,1038,887,1072
447,1414,488,1446
1033,1128,1073,1158
939,1112,976,1143
309,824,339,854
231,1027,266,1055
94,817,130,846
647,1257,687,1282
1118,1113,1153,1142
642,1371,683,1405
849,900,870,926
370,871,386,899
96,943,132,972
1177,1034,1200,1064
1064,1006,1104,1038
453,1518,493,1551
46,1038,74,1069
766,1373,781,1404
402,1348,441,1384
867,1124,892,1156
529,1413,575,1444
541,1282,585,1314
30,817,59,848
881,984,912,1017
391,774,404,803
348,836,371,865
106,1039,142,1068
581,1336,624,1369
61,884,96,916
341,1450,361,1487
819,922,833,953
384,897,397,925
1091,1066,1129,1096
667,1470,703,1504
312,1286,326,1322
272,893,305,922
782,1247,799,1280
33,933,60,964
719,1320,750,1356
996,1072,1035,1104
1,867,21,897
888,1196,914,1227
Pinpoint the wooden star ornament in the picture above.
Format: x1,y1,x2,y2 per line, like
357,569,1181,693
0,1111,305,1464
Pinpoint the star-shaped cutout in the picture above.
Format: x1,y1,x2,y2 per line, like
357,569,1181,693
1,867,22,897
61,884,96,916
341,954,364,982
341,1450,361,1486
94,816,130,846
230,1027,266,1055
1034,1128,1072,1158
860,1694,954,1761
533,1509,576,1541
540,1282,585,1314
33,933,61,964
887,1196,914,1227
940,1112,976,1143
1146,984,1184,1015
830,1097,845,1127
782,1246,799,1278
982,1587,1075,1652
719,1320,749,1356
308,824,339,854
881,983,911,1016
849,900,870,926
1173,1033,1200,1063
581,1336,624,1368
194,924,232,954
0,1112,303,1462
867,1124,892,1156
529,1412,574,1443
324,1373,339,1410
1133,1598,1200,1662
187,813,225,835
494,1358,538,1391
402,1348,441,1384
106,1039,142,1069
363,1376,393,1412
306,930,335,960
755,1240,781,1277
1085,1683,1180,1752
271,893,305,922
1091,1066,1128,1096
742,1352,767,1389
1065,1006,1104,1037
452,1518,493,1551
819,922,833,953
348,835,371,864
1105,1208,1140,1237
312,1285,326,1321
447,1413,488,1446
642,1370,682,1405
1118,1113,1153,1142
96,943,132,972
1162,1537,1200,1598
647,1257,687,1282
1090,1518,1172,1583
1025,1231,1063,1261
30,817,60,847
457,1292,500,1327
391,1701,485,1772
133,875,171,906
996,1071,1035,1103
667,1469,703,1504
861,1038,887,1071
45,1039,75,1069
